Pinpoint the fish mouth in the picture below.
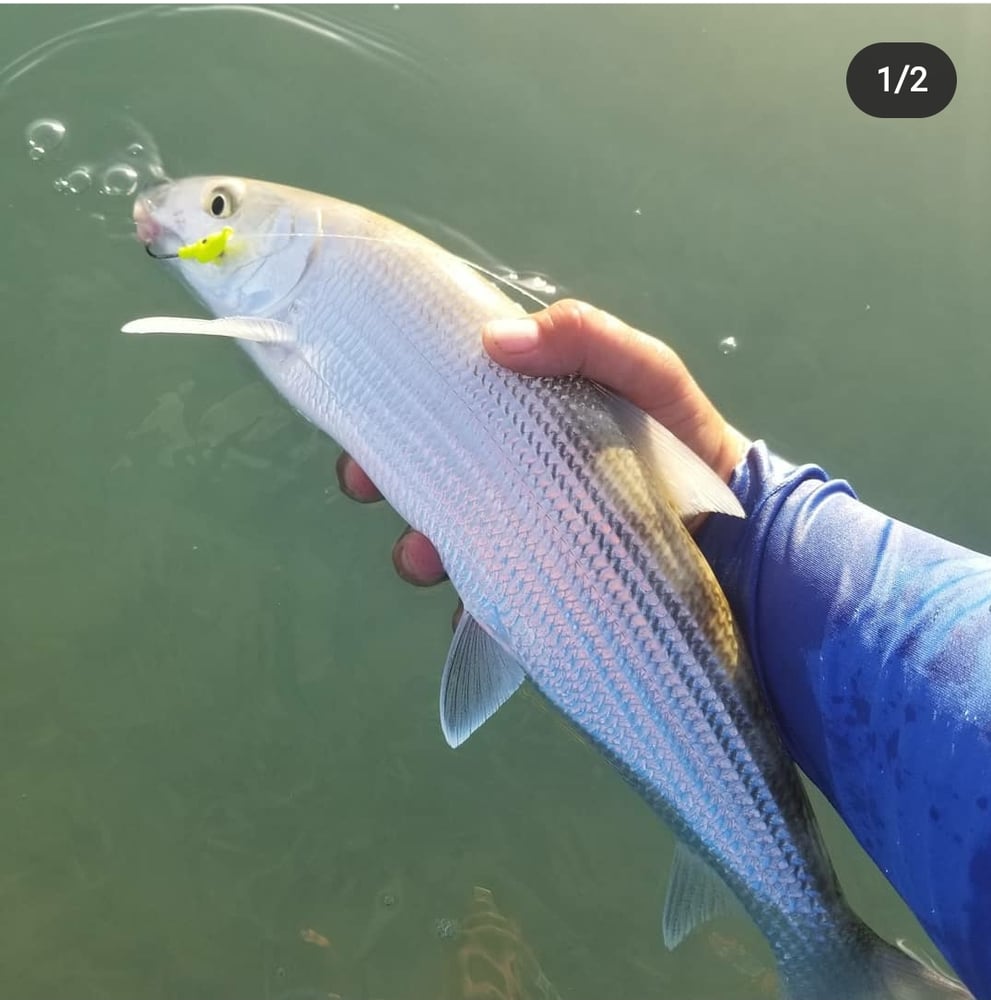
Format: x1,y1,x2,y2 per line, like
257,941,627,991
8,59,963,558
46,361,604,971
132,197,161,244
132,192,182,259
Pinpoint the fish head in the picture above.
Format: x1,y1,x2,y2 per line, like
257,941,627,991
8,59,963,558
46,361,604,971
132,176,321,316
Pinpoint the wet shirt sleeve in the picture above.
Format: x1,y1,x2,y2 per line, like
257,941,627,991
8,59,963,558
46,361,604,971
695,441,991,999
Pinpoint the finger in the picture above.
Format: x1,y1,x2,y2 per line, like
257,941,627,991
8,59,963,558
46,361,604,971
336,452,383,503
393,528,447,587
483,299,744,480
483,299,696,425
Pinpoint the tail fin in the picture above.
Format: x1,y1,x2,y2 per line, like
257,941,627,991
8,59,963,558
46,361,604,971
779,932,973,1000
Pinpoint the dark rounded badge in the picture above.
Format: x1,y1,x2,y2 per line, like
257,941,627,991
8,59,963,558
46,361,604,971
847,43,956,118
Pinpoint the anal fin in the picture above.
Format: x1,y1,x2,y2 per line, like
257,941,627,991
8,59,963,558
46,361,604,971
662,840,736,950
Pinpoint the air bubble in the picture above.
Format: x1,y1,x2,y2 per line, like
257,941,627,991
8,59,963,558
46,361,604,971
126,142,144,157
53,167,91,195
99,163,139,197
516,274,556,295
718,336,738,355
25,118,66,160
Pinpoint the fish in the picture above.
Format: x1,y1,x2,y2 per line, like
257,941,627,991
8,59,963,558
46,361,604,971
124,176,973,1000
441,886,561,1000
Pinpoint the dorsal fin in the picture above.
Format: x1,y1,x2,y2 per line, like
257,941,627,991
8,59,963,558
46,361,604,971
595,385,744,520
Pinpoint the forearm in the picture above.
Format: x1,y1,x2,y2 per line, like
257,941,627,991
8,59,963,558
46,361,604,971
696,441,991,997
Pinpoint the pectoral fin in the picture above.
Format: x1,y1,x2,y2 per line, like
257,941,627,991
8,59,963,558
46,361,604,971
122,316,294,343
439,612,526,748
662,840,737,950
596,385,744,520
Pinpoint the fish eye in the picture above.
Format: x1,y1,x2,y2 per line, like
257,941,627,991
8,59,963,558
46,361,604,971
207,187,235,219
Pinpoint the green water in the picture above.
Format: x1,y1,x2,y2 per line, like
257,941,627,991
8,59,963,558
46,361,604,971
1,5,989,999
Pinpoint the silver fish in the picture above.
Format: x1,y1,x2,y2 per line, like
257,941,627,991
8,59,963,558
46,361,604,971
125,177,972,1000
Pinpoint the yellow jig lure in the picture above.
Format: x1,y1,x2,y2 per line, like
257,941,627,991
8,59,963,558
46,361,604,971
176,226,234,263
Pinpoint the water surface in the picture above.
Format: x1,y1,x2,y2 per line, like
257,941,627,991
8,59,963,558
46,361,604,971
1,5,989,999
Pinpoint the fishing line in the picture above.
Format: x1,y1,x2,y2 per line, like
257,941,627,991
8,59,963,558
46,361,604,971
149,226,556,308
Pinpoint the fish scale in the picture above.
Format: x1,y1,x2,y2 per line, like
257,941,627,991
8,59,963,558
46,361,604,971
280,260,906,965
486,383,791,826
457,381,819,908
304,277,883,971
129,177,974,999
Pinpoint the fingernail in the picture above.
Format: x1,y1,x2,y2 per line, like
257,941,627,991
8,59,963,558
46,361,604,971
484,317,540,353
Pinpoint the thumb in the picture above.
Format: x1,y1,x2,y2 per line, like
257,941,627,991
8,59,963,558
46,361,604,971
481,299,747,482
482,299,688,416
482,299,618,377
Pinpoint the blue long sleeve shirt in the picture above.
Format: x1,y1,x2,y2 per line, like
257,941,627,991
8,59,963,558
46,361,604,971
696,442,991,1000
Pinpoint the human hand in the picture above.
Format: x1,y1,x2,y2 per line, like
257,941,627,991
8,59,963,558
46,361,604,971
335,299,749,589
